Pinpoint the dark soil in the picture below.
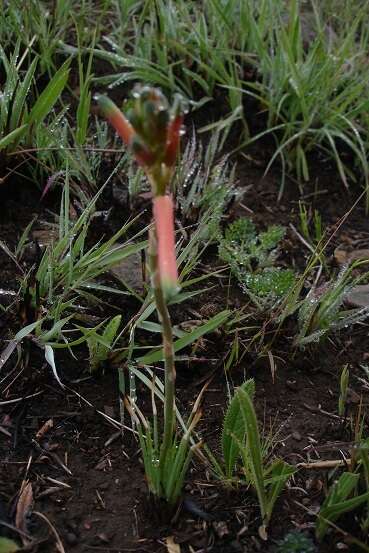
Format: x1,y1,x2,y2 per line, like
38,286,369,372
1,123,369,553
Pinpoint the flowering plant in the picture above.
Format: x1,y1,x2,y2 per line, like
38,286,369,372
97,87,200,507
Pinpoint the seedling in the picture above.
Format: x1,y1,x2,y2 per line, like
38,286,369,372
86,315,122,373
316,439,369,541
296,262,369,347
316,472,368,540
208,379,295,537
219,217,295,306
175,130,237,233
299,203,323,246
338,364,349,417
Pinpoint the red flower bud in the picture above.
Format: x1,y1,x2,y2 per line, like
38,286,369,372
164,114,183,167
97,95,135,147
153,195,179,298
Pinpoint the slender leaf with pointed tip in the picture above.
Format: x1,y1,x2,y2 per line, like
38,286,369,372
222,379,255,479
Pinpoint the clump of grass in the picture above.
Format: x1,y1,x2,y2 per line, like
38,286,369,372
14,176,145,345
0,43,70,160
238,0,369,200
175,129,237,236
295,262,369,347
207,379,295,538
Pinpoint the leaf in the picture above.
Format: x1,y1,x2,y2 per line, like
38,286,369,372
222,379,255,479
10,56,38,130
0,124,28,150
137,310,230,364
237,388,268,524
40,315,73,343
316,472,361,540
16,320,44,340
165,536,181,553
0,538,19,552
28,60,70,126
101,314,121,345
16,482,33,544
265,459,295,521
45,345,65,389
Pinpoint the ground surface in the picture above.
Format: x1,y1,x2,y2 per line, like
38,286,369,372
1,117,369,553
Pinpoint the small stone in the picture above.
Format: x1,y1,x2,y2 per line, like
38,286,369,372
65,532,78,545
110,251,144,293
292,431,302,441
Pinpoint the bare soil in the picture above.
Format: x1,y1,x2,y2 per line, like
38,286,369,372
1,124,369,553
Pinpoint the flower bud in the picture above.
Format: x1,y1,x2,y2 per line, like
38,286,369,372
153,195,179,299
96,95,135,147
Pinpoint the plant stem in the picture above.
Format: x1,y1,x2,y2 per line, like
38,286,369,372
117,366,125,436
148,229,176,473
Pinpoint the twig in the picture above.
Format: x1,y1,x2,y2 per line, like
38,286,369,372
0,520,32,540
0,390,43,405
289,223,316,255
0,425,11,437
296,459,352,470
303,402,343,420
45,477,71,489
33,511,65,553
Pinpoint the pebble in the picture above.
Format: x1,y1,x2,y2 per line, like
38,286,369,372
65,532,78,545
292,431,302,441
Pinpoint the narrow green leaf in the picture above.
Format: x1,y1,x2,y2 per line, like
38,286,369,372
237,387,268,524
222,379,255,479
316,472,360,539
137,310,230,364
10,56,38,130
28,60,70,126
265,459,295,521
0,124,28,150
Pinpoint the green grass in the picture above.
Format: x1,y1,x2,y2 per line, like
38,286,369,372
86,0,369,201
239,0,369,200
2,0,369,201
